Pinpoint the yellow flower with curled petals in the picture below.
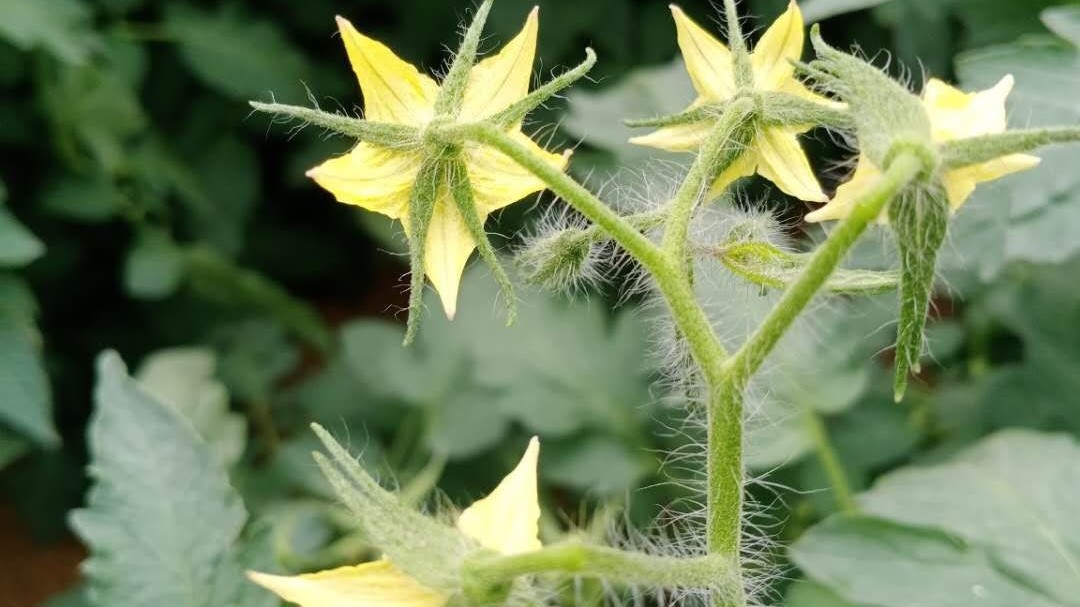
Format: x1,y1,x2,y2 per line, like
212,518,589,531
806,75,1041,223
308,12,567,318
248,438,542,607
631,1,829,203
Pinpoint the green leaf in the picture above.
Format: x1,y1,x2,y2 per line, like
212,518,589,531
165,4,307,100
0,425,30,470
0,179,44,268
0,283,58,448
42,172,121,223
945,21,1080,279
544,435,649,495
563,59,692,177
801,0,895,23
1043,5,1080,46
954,0,1067,49
791,515,1060,607
785,581,861,607
70,352,274,607
0,204,44,268
858,430,1080,604
135,347,247,467
0,0,98,64
123,228,184,300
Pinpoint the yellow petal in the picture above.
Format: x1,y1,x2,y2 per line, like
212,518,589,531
307,144,422,218
707,149,758,200
942,153,1040,211
466,131,567,214
671,5,736,101
777,77,846,111
756,127,827,202
247,560,446,607
923,75,1013,142
336,16,439,126
457,437,541,555
422,197,479,319
751,0,805,90
804,154,881,223
460,7,539,121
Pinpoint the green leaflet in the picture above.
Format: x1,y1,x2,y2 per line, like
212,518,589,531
70,352,275,607
793,431,1080,607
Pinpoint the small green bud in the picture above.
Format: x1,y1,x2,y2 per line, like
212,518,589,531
803,26,932,168
516,226,598,293
888,184,948,402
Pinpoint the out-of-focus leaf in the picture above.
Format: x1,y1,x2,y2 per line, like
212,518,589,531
38,585,90,607
794,431,1080,606
858,430,1080,604
563,59,692,176
70,352,275,607
802,0,895,23
791,515,1059,607
785,581,861,607
41,64,145,173
0,276,58,448
183,246,331,352
954,0,1065,48
1043,4,1080,45
0,426,30,470
0,179,44,267
945,22,1080,280
427,387,510,459
123,228,184,300
0,205,44,268
212,319,299,404
42,172,120,223
0,0,98,64
165,4,307,100
135,347,247,467
544,435,649,495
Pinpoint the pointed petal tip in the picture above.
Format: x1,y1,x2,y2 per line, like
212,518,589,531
529,5,540,18
669,4,683,15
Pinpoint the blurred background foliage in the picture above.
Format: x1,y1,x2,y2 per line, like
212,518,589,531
2,0,1079,605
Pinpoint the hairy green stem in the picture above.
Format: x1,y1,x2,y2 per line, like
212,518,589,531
458,122,742,572
464,542,740,591
723,152,924,389
662,97,755,274
805,411,856,513
722,0,754,88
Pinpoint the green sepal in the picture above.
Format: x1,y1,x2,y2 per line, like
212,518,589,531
310,423,471,591
624,103,724,129
713,240,899,296
404,156,445,345
941,127,1080,169
447,154,517,327
489,48,597,128
434,0,494,117
757,91,851,131
803,25,932,168
248,101,419,149
888,185,948,402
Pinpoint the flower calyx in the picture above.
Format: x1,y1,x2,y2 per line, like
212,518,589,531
250,0,595,343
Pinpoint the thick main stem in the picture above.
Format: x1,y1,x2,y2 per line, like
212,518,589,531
724,152,925,389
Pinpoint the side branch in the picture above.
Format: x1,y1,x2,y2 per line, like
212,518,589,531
723,152,925,390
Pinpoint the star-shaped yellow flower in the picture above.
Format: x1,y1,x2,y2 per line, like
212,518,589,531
806,75,1041,222
308,12,567,318
631,1,828,202
248,438,542,607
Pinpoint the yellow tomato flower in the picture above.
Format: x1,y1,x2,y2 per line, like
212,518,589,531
308,12,567,318
631,1,828,203
806,75,1041,222
248,438,542,607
